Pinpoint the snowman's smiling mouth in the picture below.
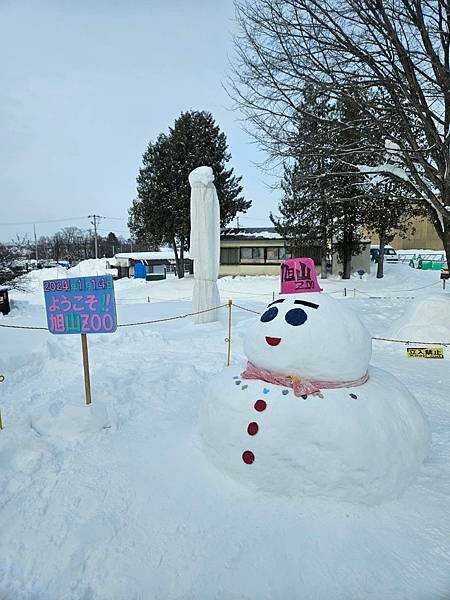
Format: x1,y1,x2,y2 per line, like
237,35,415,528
265,336,281,346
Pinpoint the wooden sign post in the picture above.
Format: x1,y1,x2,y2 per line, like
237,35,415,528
43,275,117,405
0,374,4,430
80,334,92,405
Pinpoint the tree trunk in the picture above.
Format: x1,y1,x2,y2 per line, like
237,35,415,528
179,239,185,279
342,232,351,279
377,230,386,279
320,205,328,279
172,237,183,279
442,217,450,272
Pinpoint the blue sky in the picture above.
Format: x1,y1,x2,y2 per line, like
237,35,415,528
0,0,280,243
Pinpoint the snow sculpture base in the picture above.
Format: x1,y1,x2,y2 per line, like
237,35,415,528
200,366,430,504
390,293,450,343
192,279,221,324
31,400,110,443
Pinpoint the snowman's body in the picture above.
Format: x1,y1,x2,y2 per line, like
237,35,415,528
200,291,430,504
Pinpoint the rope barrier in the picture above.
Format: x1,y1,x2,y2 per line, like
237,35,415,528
372,336,450,347
2,301,449,348
0,323,47,330
0,304,228,331
118,304,228,327
232,303,261,315
231,305,450,347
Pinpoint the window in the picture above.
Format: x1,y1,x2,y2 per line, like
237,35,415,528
221,248,239,265
279,247,291,260
240,247,264,263
266,247,279,262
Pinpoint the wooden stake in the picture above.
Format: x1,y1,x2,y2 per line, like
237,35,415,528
226,299,233,366
0,374,4,429
81,333,92,405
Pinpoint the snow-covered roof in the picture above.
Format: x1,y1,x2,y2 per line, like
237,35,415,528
114,250,190,261
221,227,282,240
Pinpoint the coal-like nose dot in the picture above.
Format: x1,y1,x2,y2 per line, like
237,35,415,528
247,422,259,436
285,308,308,326
242,450,255,464
254,399,267,412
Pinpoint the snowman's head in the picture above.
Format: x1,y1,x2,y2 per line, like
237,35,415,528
243,293,371,381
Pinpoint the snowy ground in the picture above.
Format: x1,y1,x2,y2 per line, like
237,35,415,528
1,261,449,599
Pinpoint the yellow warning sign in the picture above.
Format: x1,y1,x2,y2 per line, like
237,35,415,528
407,348,444,359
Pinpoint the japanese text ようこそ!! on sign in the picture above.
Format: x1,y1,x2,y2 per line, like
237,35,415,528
43,275,117,335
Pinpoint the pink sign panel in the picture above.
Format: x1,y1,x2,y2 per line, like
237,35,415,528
280,257,322,294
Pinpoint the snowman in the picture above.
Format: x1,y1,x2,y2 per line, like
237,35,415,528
200,258,430,504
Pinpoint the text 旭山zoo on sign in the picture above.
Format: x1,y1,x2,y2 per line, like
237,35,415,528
43,275,117,335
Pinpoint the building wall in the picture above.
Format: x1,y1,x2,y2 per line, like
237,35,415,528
332,243,371,276
368,216,443,251
219,264,283,277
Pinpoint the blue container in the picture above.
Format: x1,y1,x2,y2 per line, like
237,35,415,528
134,263,147,279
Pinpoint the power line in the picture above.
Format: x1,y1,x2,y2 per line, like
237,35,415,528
0,216,89,227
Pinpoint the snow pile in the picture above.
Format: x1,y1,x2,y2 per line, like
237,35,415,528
30,400,110,443
68,258,112,276
1,261,449,598
390,293,450,342
201,291,430,504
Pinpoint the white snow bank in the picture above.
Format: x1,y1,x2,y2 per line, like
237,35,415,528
68,258,111,276
31,400,111,442
390,293,450,343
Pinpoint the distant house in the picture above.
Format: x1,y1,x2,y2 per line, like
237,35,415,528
109,250,192,279
219,227,322,276
110,228,371,279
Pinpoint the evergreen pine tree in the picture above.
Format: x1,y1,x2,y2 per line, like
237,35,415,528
129,111,249,278
271,87,337,278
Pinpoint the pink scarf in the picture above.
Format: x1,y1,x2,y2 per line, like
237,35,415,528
241,362,369,397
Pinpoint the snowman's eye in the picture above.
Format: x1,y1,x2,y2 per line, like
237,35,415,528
285,308,307,326
260,306,278,322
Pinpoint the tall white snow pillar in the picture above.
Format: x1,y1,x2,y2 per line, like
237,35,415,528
189,166,221,324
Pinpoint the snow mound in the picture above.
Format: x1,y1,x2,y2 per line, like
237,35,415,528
390,294,450,342
201,367,430,504
31,400,111,442
201,290,430,504
68,258,111,276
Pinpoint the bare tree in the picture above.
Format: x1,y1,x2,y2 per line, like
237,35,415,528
229,0,450,263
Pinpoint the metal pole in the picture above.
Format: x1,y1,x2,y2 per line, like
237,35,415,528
93,216,98,259
344,287,347,297
33,223,38,263
88,215,101,259
226,299,233,366
81,334,92,405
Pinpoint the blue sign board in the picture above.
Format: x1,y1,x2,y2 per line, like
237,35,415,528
43,275,117,335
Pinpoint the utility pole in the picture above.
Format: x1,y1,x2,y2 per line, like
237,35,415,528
237,216,240,228
88,215,103,259
33,223,38,263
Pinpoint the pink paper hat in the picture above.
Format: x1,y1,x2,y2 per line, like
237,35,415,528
280,257,322,294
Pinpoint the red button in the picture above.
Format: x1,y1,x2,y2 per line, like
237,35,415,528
247,422,259,435
254,399,267,412
242,450,255,464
